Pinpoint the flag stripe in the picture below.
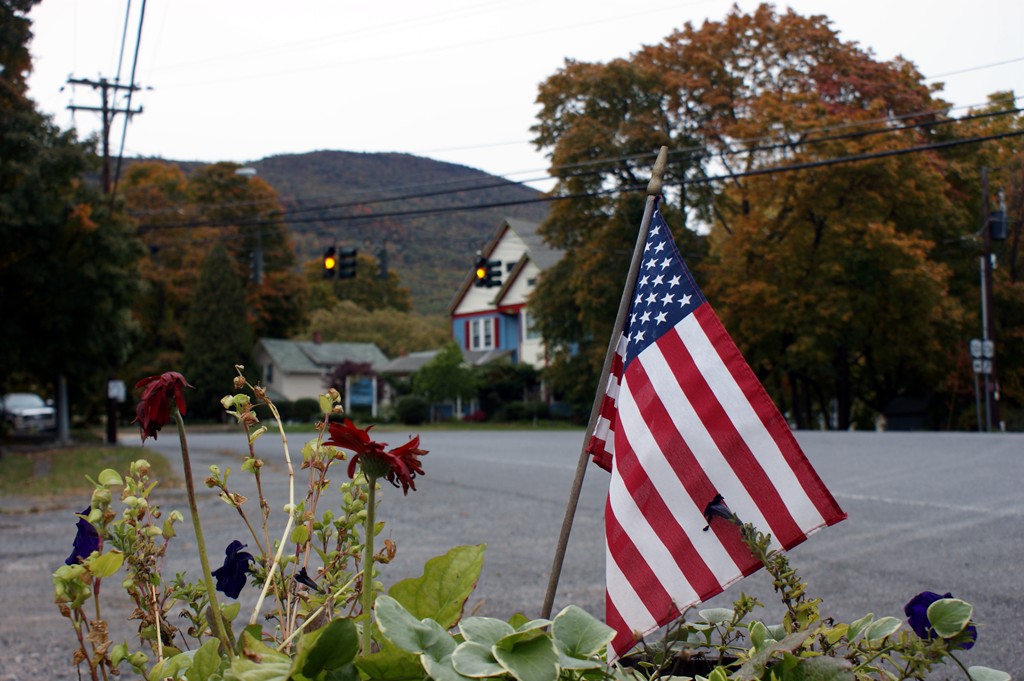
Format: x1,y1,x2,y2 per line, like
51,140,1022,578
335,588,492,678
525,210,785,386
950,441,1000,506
616,359,750,582
657,319,807,544
605,500,676,625
634,342,779,554
687,306,840,537
702,309,846,527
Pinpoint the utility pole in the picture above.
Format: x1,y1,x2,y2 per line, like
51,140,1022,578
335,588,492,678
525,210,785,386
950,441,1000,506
67,76,143,445
66,76,143,193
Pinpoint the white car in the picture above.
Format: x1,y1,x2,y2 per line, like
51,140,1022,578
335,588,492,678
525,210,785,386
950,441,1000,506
1,393,56,433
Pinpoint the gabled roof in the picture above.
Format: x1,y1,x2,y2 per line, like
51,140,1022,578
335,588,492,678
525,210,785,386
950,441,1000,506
256,338,389,374
448,217,562,316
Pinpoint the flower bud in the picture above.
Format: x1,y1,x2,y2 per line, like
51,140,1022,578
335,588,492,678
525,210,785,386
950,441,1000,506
91,488,112,507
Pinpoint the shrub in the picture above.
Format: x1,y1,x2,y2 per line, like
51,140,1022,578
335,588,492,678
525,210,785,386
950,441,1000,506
395,395,429,425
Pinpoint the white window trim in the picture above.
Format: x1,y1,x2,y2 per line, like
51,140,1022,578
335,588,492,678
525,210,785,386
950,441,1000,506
470,317,496,350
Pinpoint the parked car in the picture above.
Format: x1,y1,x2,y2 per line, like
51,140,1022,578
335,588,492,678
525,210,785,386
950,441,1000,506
1,392,56,433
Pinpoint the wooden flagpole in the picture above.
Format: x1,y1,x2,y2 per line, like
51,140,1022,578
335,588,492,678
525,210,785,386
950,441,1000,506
540,146,669,618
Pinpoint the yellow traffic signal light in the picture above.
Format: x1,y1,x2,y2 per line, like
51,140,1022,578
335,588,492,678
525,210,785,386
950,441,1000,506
473,256,501,288
323,247,337,277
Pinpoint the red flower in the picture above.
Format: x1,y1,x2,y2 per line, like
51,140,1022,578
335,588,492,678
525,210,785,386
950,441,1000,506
133,372,193,442
325,419,427,494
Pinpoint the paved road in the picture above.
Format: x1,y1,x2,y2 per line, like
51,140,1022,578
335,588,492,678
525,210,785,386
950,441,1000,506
1,430,1020,678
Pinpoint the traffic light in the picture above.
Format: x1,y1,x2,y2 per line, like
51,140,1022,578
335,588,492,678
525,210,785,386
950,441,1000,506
473,256,501,288
337,247,357,279
323,246,337,278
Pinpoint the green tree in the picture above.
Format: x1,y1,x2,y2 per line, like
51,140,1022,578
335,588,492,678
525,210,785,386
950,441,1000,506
0,0,143,432
411,342,477,420
181,244,253,418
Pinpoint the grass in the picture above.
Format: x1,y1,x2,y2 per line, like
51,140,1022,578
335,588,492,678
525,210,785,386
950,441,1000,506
0,444,178,499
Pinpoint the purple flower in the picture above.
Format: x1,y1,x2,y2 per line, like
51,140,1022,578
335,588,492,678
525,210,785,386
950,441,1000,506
294,566,324,593
904,591,977,650
211,540,254,599
65,507,100,566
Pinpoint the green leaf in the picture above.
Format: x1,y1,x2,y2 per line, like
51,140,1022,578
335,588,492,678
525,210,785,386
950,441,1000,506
220,601,241,622
551,605,614,659
389,544,485,629
966,667,1011,681
296,618,358,678
698,608,734,624
749,621,770,650
791,656,855,680
927,598,973,638
185,638,223,681
422,652,475,681
98,468,123,487
375,594,449,655
452,641,506,678
319,394,334,416
846,613,874,641
491,634,560,681
864,616,902,641
460,617,514,645
290,525,310,545
229,657,292,681
89,550,124,578
355,637,423,680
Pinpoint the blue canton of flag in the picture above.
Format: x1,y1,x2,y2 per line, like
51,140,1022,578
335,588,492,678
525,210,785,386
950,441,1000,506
622,215,705,367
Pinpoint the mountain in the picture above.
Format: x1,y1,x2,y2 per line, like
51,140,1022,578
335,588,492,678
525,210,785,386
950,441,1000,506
245,150,550,314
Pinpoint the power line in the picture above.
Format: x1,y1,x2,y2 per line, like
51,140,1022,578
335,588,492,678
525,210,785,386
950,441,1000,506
110,0,148,199
131,105,1023,227
135,128,1024,234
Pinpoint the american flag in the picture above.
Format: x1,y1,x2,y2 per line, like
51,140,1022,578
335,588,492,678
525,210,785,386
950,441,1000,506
588,204,846,658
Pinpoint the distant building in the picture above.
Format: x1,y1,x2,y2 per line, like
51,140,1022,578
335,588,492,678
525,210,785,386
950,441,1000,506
448,217,562,368
252,336,389,415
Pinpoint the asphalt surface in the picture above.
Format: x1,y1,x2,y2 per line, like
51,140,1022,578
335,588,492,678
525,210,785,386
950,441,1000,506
1,429,1021,679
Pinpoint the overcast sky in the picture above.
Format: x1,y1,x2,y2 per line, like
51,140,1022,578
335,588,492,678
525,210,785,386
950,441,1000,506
25,0,1024,190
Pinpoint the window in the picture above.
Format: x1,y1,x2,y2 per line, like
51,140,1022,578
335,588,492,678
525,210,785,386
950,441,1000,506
470,317,496,350
523,310,541,340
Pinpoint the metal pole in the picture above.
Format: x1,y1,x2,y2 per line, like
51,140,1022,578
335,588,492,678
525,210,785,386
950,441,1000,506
540,146,669,618
980,168,994,431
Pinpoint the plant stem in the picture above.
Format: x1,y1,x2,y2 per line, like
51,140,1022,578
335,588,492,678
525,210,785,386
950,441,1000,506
360,479,378,654
173,407,233,657
249,398,296,628
949,652,975,680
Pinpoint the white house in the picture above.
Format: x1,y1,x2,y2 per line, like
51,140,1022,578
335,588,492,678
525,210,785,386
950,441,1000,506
448,217,562,368
252,337,389,415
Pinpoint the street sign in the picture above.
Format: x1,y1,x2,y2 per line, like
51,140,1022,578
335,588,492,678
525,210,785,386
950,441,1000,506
970,339,982,358
982,340,995,358
973,359,992,375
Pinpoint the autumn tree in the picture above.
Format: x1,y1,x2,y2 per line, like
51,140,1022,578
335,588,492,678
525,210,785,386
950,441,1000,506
304,251,412,314
530,2,979,427
304,300,448,358
123,160,308,377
